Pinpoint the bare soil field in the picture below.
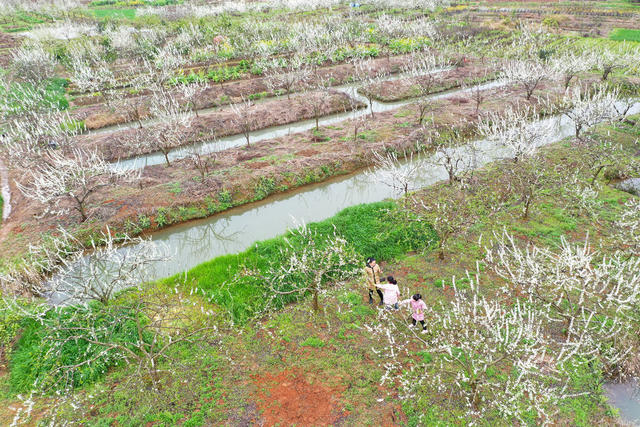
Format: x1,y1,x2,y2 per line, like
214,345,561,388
79,90,363,161
73,54,418,131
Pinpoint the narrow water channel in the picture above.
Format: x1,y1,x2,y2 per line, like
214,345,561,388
144,103,640,280
605,379,640,426
116,69,499,170
90,67,452,138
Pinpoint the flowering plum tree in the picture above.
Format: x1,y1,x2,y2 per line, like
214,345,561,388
487,232,640,376
500,60,547,100
16,148,139,222
249,222,360,313
478,105,552,162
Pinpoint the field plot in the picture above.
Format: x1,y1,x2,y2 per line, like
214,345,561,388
0,0,640,425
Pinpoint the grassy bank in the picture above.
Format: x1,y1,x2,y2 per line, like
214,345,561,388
160,200,437,322
610,27,640,42
3,200,435,396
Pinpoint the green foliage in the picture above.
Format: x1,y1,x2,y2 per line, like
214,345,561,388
300,337,325,348
0,10,51,32
387,37,430,54
170,61,251,86
558,357,606,426
217,190,232,207
253,176,277,200
161,201,436,322
609,28,640,43
9,303,145,394
91,8,137,20
90,0,180,7
156,207,168,228
0,78,69,116
0,301,30,362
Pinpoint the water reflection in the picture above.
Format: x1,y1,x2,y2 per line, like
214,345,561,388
605,379,640,425
142,102,640,280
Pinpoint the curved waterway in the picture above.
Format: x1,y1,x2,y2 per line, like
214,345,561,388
90,67,453,138
605,379,640,426
115,69,502,170
140,102,640,280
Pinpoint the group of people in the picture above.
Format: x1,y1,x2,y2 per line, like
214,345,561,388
364,257,427,333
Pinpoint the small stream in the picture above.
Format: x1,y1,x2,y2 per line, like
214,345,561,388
89,67,453,138
605,379,640,426
115,68,500,170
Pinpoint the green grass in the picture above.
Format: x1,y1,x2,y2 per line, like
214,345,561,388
0,10,52,32
0,78,69,115
161,201,437,322
9,303,144,394
609,28,640,42
90,8,137,20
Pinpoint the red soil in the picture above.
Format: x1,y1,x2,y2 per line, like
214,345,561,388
252,369,345,426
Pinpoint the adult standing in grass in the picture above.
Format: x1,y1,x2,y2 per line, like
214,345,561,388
365,257,384,306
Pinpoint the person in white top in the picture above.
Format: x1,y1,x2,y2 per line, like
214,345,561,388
376,276,401,310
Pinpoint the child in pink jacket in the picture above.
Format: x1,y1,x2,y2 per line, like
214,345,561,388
376,276,401,310
402,294,427,333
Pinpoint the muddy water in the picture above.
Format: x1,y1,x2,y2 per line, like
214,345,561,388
605,379,640,426
116,68,501,170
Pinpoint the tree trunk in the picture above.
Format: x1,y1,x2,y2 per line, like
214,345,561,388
76,203,87,222
522,197,532,219
564,75,573,90
591,165,606,186
312,289,319,313
163,151,171,167
471,382,480,411
73,194,88,222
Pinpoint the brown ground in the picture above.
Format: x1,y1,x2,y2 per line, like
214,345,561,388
73,54,416,131
253,368,345,426
79,90,363,161
453,8,640,37
365,59,499,102
0,32,21,67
